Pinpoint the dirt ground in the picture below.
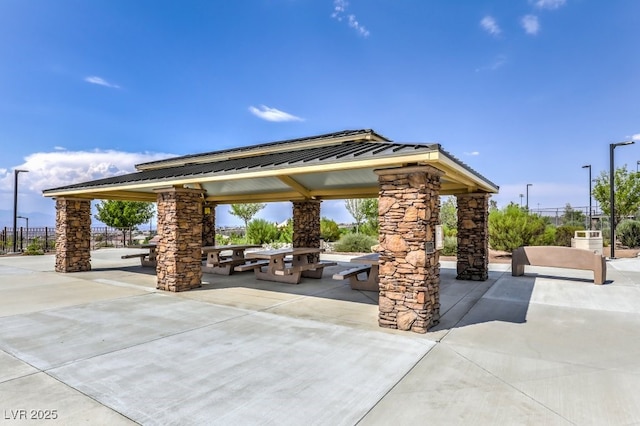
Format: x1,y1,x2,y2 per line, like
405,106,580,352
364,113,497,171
441,247,640,264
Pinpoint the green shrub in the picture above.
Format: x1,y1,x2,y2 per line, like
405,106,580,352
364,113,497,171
440,235,457,256
333,233,378,253
532,226,556,246
617,219,640,248
488,203,547,252
24,238,44,255
246,219,278,245
320,217,341,242
555,225,584,247
277,220,293,243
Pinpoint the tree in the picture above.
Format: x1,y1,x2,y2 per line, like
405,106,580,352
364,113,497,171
592,165,640,228
229,203,266,232
561,203,586,227
439,197,457,229
345,199,369,233
94,200,154,245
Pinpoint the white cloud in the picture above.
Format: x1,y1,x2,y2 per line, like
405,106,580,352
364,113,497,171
84,76,121,89
521,15,540,35
331,0,370,38
464,151,480,156
54,146,66,151
248,105,304,122
632,133,640,141
480,16,501,36
0,149,173,219
531,0,566,10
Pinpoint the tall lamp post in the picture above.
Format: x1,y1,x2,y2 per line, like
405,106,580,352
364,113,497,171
526,183,533,210
637,160,640,173
12,169,28,253
582,165,592,230
609,141,635,259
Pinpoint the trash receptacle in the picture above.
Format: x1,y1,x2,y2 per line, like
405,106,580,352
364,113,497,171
571,230,603,255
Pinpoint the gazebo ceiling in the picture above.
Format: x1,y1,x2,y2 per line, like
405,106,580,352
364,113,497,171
42,129,499,204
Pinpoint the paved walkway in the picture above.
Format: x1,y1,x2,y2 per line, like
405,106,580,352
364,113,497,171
1,249,640,425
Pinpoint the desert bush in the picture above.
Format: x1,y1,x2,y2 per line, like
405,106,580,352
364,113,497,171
333,233,378,253
320,217,341,242
246,219,278,245
440,235,457,256
489,203,547,252
617,219,640,248
554,225,584,247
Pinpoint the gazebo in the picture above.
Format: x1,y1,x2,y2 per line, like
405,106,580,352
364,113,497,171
43,129,499,333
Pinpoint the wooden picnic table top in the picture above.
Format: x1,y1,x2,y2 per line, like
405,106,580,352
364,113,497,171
350,253,379,265
245,247,321,259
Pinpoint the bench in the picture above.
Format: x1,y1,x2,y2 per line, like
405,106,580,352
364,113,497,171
273,261,337,278
332,265,377,291
121,253,148,260
233,260,270,272
512,246,606,285
121,252,155,268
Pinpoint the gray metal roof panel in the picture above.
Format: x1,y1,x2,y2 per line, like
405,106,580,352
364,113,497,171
43,140,498,194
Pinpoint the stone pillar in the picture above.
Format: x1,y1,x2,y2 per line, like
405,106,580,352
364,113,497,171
456,193,490,281
292,200,321,262
376,166,443,334
55,198,92,272
155,187,203,292
202,202,216,247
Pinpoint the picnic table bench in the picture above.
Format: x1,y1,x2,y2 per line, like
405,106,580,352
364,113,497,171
333,253,379,291
201,244,262,275
121,243,157,268
242,248,336,284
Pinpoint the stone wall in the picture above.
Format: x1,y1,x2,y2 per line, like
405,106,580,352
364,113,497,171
55,198,92,272
456,193,489,281
156,187,203,292
292,200,321,262
375,166,443,334
202,202,216,247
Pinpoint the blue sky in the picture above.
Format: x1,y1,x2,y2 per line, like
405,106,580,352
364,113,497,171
1,0,640,227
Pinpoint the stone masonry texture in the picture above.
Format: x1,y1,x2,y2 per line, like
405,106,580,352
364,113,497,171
55,198,92,272
202,202,216,247
456,193,489,281
375,166,443,334
156,187,203,292
292,200,321,262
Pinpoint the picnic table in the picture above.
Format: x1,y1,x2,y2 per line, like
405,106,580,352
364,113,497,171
333,253,379,291
201,244,262,275
239,247,336,284
121,243,157,268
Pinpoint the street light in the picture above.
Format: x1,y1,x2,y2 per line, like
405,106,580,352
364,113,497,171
609,140,635,259
582,165,592,230
17,215,28,250
637,160,640,173
526,183,533,210
519,193,524,207
12,169,28,253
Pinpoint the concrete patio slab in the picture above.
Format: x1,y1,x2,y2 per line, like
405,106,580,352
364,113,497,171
2,249,640,425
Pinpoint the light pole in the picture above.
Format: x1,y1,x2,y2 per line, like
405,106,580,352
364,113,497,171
12,169,28,253
582,165,592,230
637,160,640,173
526,183,533,210
609,141,635,259
519,193,524,207
17,215,28,250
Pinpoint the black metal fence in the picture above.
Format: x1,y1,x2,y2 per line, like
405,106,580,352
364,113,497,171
0,227,149,255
